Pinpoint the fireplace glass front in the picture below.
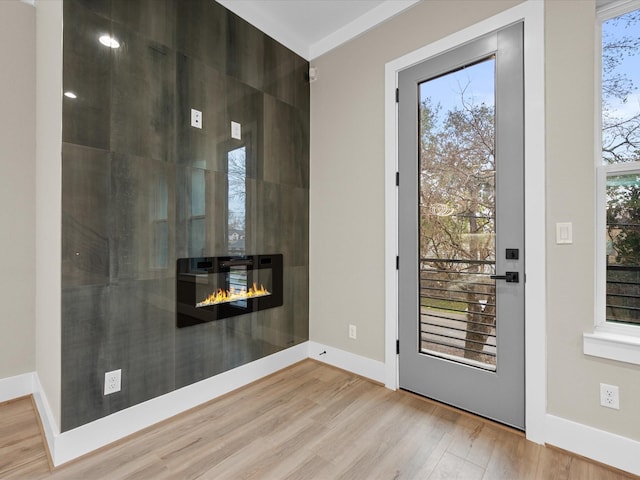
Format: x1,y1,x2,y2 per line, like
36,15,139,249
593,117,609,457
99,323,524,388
176,254,283,327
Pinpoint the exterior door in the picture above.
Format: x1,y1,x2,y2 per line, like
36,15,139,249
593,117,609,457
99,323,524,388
398,22,524,429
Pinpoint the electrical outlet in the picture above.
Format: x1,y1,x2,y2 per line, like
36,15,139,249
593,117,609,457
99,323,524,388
104,369,121,395
349,324,357,340
600,383,619,409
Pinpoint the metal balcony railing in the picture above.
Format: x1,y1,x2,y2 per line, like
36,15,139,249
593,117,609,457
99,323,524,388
419,258,497,369
606,264,640,326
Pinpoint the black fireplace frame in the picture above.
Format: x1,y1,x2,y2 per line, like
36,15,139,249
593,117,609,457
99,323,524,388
176,254,283,328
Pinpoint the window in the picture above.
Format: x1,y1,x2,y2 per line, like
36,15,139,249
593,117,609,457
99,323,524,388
586,1,640,363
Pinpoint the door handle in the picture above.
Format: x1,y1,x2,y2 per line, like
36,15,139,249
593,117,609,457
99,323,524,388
490,272,519,283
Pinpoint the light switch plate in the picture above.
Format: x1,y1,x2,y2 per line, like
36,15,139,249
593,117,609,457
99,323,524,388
556,222,573,244
231,121,241,140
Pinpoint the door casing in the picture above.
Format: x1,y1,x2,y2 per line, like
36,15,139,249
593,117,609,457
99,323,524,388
383,2,546,443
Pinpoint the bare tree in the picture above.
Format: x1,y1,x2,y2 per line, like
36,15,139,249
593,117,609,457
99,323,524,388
602,11,640,164
419,93,496,363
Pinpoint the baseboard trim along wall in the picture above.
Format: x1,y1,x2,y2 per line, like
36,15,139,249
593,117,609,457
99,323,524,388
34,342,310,467
545,414,640,476
0,372,36,403
32,374,57,465
308,341,387,385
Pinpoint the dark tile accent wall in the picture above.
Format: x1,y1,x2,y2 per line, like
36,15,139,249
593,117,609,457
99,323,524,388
61,0,309,432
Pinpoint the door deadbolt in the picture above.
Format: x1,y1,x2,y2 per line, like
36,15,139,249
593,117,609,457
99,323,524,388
506,248,519,260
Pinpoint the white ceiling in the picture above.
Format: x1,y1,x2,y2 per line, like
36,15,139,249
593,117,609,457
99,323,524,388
216,0,421,60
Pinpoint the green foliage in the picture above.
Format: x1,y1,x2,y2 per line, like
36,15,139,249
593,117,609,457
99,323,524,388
607,181,640,266
420,297,467,312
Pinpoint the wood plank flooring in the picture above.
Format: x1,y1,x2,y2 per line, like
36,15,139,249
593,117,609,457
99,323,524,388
0,396,51,479
1,360,637,479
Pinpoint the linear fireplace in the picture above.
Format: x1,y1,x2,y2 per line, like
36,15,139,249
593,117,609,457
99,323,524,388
176,254,283,328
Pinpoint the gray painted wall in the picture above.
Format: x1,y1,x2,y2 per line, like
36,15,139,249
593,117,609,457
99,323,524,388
61,0,309,431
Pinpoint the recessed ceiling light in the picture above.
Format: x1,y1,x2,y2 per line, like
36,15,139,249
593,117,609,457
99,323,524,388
64,91,77,99
99,34,120,49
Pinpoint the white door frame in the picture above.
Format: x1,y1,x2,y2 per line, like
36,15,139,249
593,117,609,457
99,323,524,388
383,0,546,443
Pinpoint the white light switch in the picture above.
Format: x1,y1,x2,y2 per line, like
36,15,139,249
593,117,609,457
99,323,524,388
556,222,573,244
191,109,202,129
231,121,241,140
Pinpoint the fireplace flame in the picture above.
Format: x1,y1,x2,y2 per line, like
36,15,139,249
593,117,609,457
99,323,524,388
196,282,271,308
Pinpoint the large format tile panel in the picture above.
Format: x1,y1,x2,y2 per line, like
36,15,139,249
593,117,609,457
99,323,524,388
263,94,310,189
109,24,176,162
226,12,265,91
110,153,176,281
176,0,227,72
175,54,227,171
62,1,112,150
61,0,310,432
111,0,177,49
62,143,110,287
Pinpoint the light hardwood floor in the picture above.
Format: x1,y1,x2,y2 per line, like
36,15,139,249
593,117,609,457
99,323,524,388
1,360,637,479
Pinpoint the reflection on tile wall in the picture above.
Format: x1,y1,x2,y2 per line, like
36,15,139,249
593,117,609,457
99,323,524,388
61,0,309,432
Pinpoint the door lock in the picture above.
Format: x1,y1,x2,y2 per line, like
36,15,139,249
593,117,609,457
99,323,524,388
506,248,519,260
490,271,519,283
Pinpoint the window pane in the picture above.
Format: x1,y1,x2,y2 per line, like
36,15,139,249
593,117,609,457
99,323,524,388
606,173,640,325
418,57,497,370
601,9,640,164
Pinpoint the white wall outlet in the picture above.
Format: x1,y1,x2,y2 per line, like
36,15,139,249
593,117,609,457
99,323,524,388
348,324,357,340
231,121,242,140
104,369,121,395
191,108,202,129
600,383,619,409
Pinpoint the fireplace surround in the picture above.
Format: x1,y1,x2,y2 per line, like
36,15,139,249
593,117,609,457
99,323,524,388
60,0,309,431
176,254,283,327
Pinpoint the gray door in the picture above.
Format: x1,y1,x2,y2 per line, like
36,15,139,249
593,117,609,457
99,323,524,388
398,23,524,429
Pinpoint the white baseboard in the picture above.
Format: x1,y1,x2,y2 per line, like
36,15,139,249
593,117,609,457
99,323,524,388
32,373,58,462
546,414,640,476
0,372,36,403
37,342,309,466
308,341,387,385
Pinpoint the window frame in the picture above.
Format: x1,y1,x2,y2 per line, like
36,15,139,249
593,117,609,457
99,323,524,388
586,0,640,364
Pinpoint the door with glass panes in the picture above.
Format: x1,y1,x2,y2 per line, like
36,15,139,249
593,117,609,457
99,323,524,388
398,22,524,428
